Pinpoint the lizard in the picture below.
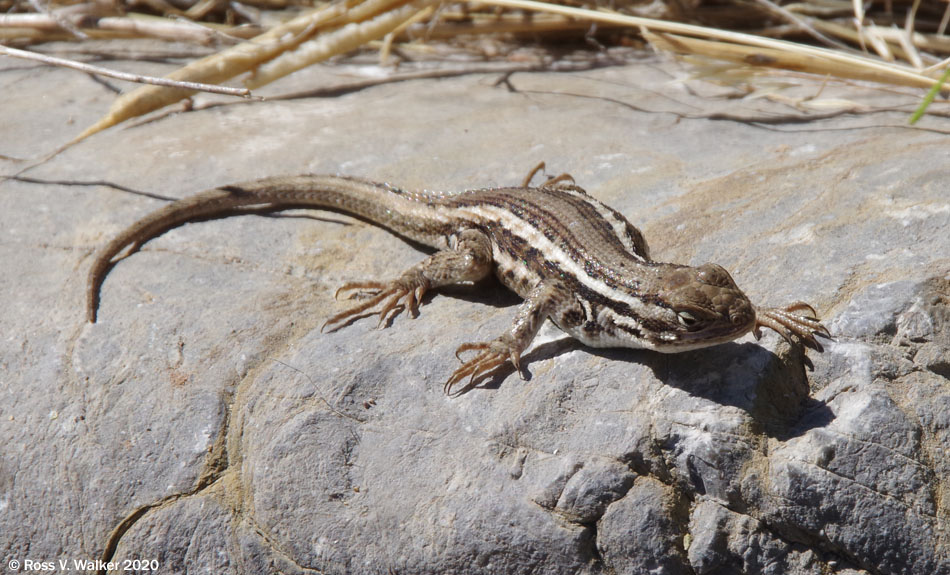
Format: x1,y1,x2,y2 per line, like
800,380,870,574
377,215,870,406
86,166,830,395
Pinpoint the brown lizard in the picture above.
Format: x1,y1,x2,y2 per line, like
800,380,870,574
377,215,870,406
87,168,829,394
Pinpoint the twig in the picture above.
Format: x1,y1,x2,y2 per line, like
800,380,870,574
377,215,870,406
27,0,88,40
749,0,852,51
900,0,923,69
7,175,177,201
0,45,252,97
121,59,613,129
924,56,950,75
807,19,949,64
940,2,950,36
268,358,365,423
510,85,950,135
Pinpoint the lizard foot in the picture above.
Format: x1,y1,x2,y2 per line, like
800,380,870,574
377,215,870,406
322,279,427,332
522,161,577,190
754,302,831,352
444,338,522,396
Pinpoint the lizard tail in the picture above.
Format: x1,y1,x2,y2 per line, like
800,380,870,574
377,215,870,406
85,174,433,323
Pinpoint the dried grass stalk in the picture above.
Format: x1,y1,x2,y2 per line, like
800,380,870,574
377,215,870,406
646,31,940,91
480,0,947,91
0,6,262,43
247,0,435,88
70,0,442,143
44,0,950,148
70,0,363,143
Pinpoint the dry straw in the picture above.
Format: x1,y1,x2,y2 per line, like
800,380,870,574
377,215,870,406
1,0,947,146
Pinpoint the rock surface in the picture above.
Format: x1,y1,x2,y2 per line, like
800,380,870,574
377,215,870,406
1,41,948,574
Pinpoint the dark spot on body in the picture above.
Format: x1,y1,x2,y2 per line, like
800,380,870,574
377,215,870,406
560,309,585,327
582,321,602,336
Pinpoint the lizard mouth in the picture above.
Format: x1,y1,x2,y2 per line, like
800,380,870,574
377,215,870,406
678,320,755,344
651,311,756,352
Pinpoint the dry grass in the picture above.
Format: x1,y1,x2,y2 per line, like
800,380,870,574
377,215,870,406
1,0,948,144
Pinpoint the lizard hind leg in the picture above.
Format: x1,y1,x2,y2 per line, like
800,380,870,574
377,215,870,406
322,280,425,332
445,338,521,396
444,279,578,396
321,228,494,333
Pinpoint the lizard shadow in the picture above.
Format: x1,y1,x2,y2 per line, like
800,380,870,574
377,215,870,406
636,342,836,440
471,335,834,441
437,279,523,307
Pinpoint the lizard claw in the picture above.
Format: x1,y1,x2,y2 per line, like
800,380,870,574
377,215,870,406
444,338,521,396
322,279,427,332
754,301,831,352
521,161,576,190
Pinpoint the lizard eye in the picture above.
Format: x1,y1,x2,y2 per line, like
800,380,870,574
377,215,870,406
677,311,701,330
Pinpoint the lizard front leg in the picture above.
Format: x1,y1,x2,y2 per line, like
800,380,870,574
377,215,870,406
754,302,831,351
445,279,579,396
322,228,493,332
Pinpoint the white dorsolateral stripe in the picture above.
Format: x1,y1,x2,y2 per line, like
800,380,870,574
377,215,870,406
443,203,656,318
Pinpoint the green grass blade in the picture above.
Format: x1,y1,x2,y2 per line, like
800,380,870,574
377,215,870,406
909,67,950,125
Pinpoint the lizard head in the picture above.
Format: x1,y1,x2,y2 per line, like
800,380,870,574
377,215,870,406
641,262,756,352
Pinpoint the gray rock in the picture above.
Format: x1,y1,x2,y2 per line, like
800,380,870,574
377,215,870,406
598,476,689,575
1,40,948,575
757,279,950,575
553,457,635,524
829,280,920,340
687,499,835,575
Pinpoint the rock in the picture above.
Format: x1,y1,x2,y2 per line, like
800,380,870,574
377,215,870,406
687,499,836,575
598,476,689,575
758,279,950,575
1,40,947,575
552,457,635,524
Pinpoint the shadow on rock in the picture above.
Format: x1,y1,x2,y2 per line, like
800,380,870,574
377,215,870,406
642,341,836,440
518,338,836,440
